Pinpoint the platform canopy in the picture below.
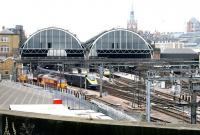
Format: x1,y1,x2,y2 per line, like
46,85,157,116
20,27,84,57
84,28,153,58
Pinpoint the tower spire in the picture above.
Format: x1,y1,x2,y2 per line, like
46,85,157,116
130,1,134,21
127,0,137,32
131,0,133,11
131,0,134,13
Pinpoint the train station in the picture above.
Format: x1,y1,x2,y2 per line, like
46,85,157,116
2,0,200,133
19,27,155,67
1,27,200,134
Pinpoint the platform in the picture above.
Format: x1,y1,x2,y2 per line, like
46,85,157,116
113,72,138,81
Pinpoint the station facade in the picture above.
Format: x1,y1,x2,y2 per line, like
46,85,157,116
20,27,153,60
20,27,84,57
84,28,153,58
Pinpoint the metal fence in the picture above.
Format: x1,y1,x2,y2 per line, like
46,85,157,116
90,100,137,121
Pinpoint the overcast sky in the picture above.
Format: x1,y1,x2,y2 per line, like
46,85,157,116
0,0,199,41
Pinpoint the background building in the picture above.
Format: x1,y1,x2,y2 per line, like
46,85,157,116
155,40,184,52
9,25,26,47
187,18,200,32
0,26,20,58
0,57,21,79
150,32,184,52
0,57,14,78
178,32,200,49
152,48,160,60
160,48,198,60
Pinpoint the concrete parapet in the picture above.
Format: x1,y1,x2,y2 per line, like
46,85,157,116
0,109,200,135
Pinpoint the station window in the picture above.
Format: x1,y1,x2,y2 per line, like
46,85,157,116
116,43,119,49
111,43,119,49
48,42,52,48
112,43,114,49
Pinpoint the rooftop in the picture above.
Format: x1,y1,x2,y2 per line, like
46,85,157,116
0,27,15,35
9,104,113,120
162,48,197,54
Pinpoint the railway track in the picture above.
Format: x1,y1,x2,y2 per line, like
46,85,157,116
103,84,177,106
102,79,197,123
94,96,171,123
105,81,181,106
114,77,191,103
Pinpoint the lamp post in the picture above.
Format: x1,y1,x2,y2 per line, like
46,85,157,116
59,66,61,92
109,65,111,82
190,81,200,124
57,64,63,92
99,64,103,98
146,71,153,123
85,74,87,90
80,75,82,89
12,61,17,82
146,78,151,122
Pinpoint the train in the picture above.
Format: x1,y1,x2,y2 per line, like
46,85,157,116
68,68,78,74
64,72,99,90
18,74,28,83
103,69,111,77
78,68,88,75
37,74,67,89
32,66,99,90
18,73,67,90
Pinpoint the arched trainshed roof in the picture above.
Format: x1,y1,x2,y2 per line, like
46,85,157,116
84,28,153,58
20,27,84,57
